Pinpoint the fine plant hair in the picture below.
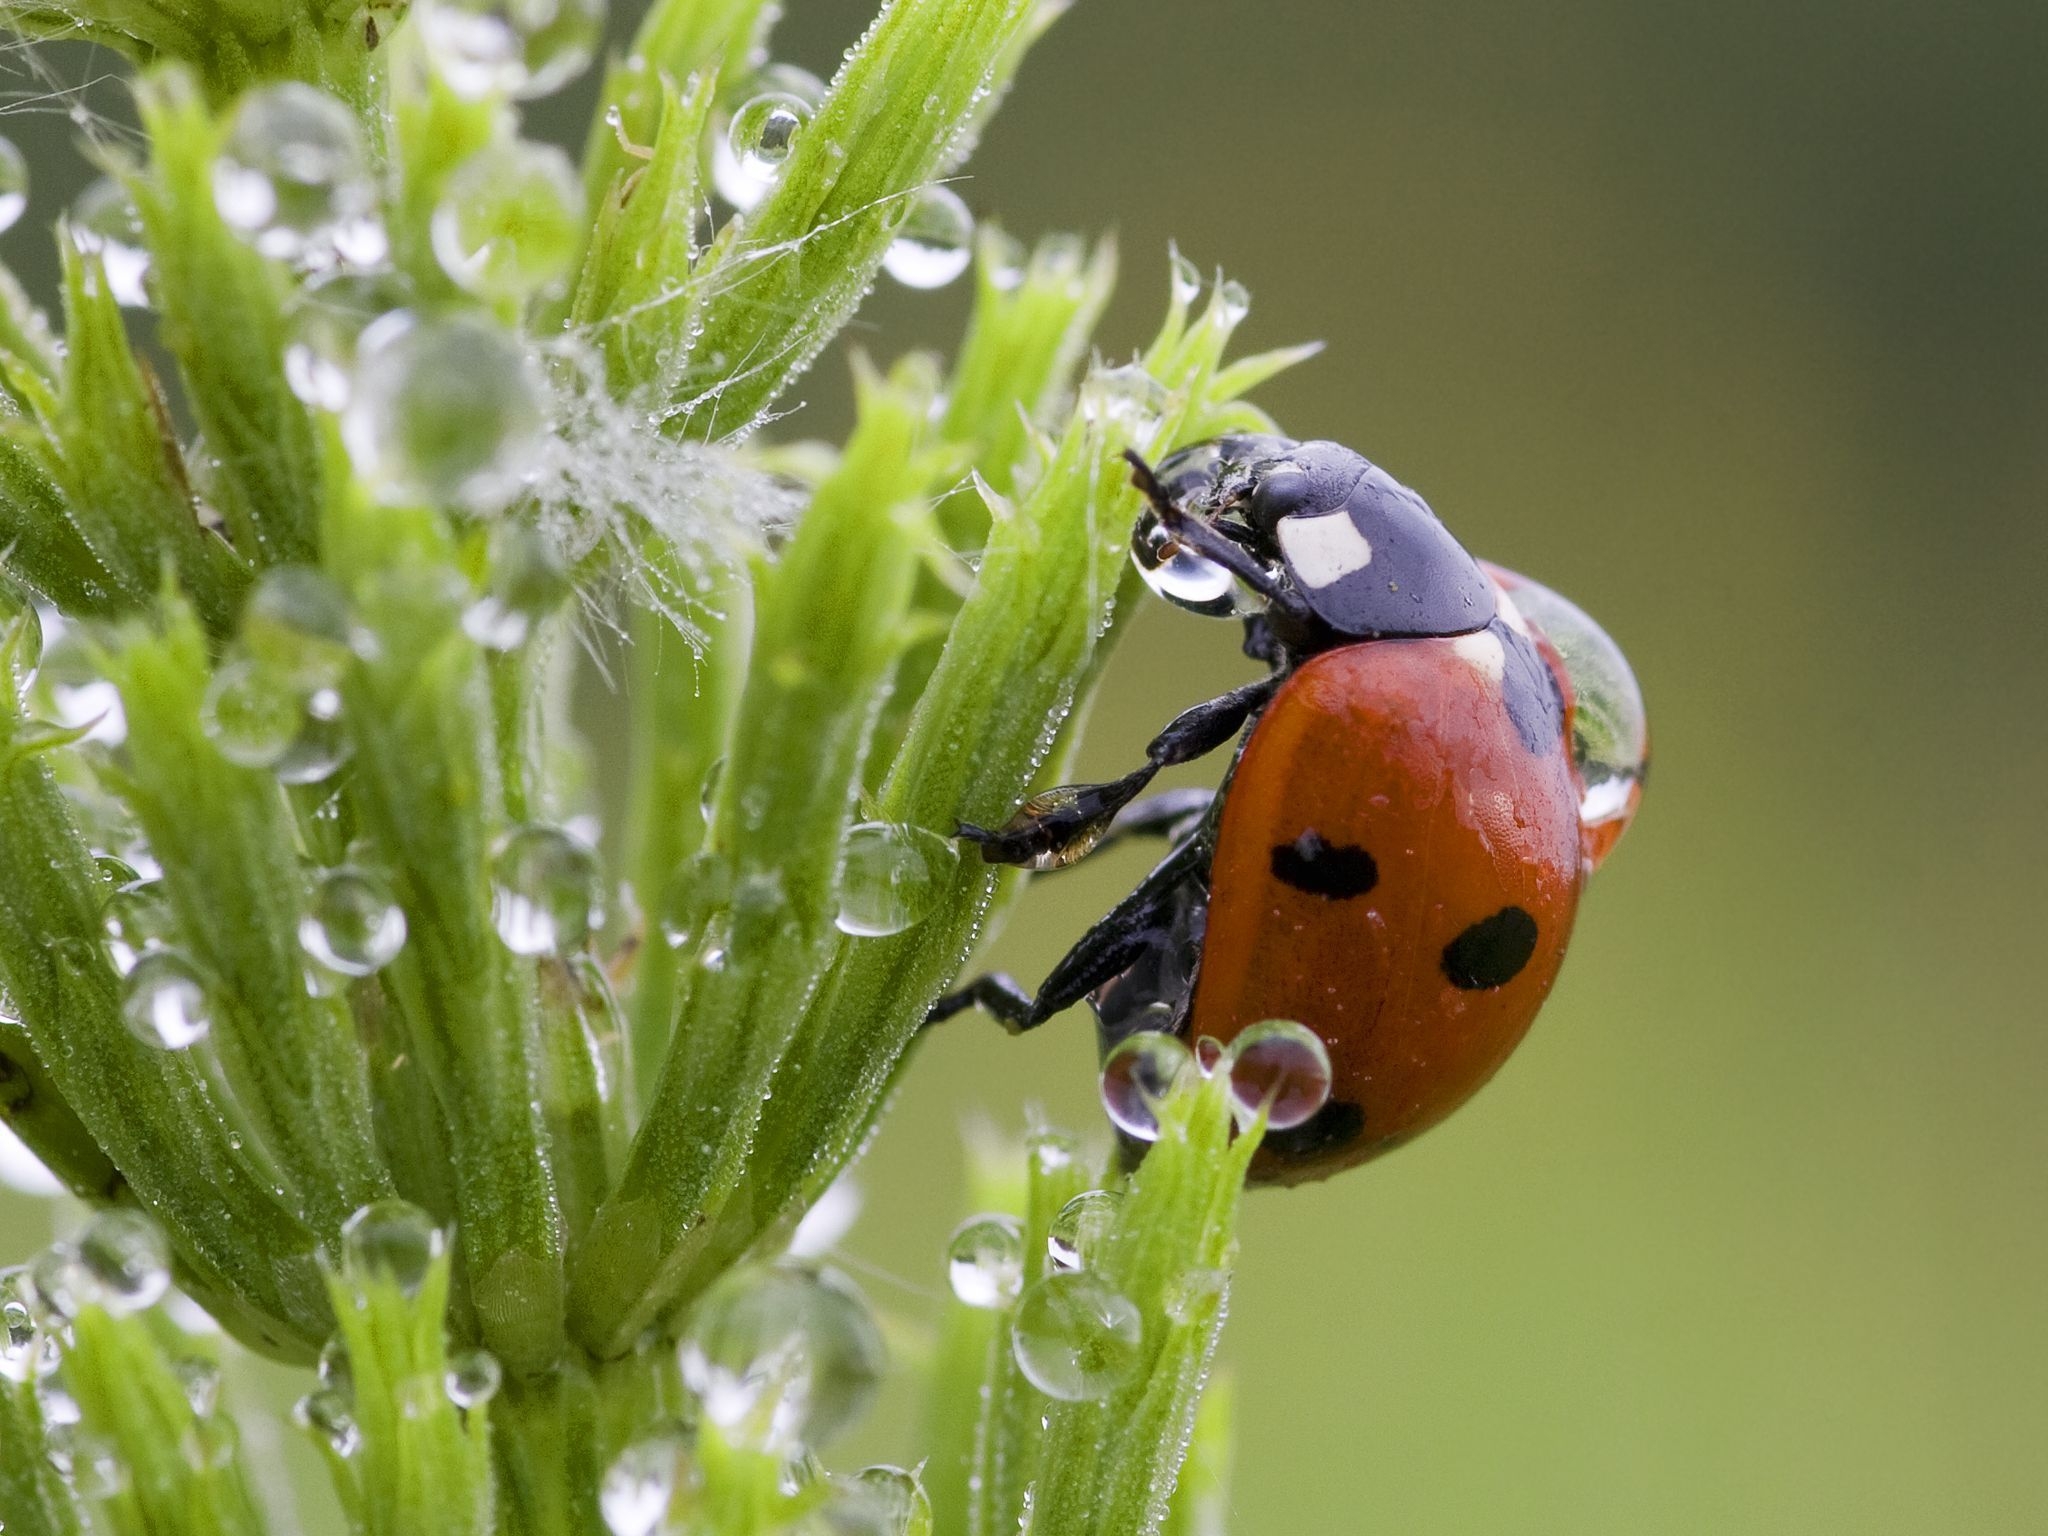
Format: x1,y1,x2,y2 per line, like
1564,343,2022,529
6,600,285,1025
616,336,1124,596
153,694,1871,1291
0,0,1313,1531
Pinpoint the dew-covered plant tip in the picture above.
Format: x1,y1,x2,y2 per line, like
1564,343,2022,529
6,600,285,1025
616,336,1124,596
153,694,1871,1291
0,0,1318,1530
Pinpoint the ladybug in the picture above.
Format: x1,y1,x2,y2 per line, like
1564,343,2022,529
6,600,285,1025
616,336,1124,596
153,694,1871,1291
929,435,1648,1184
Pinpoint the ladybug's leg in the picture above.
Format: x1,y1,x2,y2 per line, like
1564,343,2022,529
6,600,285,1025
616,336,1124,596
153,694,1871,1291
1124,449,1316,625
960,679,1271,869
928,839,1205,1034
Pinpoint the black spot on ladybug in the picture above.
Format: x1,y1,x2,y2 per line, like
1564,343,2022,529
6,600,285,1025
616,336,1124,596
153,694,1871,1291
1270,830,1378,898
1495,618,1566,756
1442,906,1539,990
1262,1099,1366,1159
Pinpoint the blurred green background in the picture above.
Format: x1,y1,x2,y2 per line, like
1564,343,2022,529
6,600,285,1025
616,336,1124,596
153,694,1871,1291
6,0,2048,1531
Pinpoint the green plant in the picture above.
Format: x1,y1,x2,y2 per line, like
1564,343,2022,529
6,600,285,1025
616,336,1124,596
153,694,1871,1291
0,0,1310,1529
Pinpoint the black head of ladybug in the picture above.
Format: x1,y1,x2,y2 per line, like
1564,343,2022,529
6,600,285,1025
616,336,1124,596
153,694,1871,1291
1148,435,1497,641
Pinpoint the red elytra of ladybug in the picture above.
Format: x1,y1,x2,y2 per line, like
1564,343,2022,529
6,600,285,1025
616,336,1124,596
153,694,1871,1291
931,435,1647,1183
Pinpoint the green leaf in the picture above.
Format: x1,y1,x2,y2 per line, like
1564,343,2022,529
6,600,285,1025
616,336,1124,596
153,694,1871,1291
130,68,326,569
0,1374,86,1536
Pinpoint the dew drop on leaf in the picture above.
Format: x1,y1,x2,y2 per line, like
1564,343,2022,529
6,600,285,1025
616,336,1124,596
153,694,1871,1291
0,137,27,234
1009,1270,1142,1401
444,1346,502,1409
835,821,956,937
213,84,382,266
945,1213,1024,1309
432,140,583,302
74,1209,169,1315
678,1262,884,1458
416,0,607,101
883,186,974,289
490,823,603,955
1098,1031,1194,1141
68,178,150,307
120,950,211,1050
340,1198,445,1299
1222,1019,1332,1131
301,866,407,976
600,1424,690,1536
1046,1189,1121,1273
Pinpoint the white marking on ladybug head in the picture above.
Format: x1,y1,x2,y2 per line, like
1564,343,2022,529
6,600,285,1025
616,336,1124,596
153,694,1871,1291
1452,629,1507,684
1276,512,1373,588
1492,584,1533,638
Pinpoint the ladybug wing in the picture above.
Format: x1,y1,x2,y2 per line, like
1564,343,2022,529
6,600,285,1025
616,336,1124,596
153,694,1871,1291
1190,622,1585,1183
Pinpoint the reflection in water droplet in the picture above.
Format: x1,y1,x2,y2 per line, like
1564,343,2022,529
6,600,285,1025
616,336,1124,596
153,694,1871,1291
293,1387,361,1457
275,705,353,786
102,878,173,977
1009,1270,1142,1401
600,1425,688,1536
444,1346,502,1409
213,84,381,265
490,824,603,955
0,1270,37,1383
678,1263,884,1457
301,866,407,976
882,185,974,289
945,1214,1024,1309
0,137,28,233
1098,1031,1194,1141
432,140,583,301
121,950,211,1050
340,1198,445,1299
1222,1019,1332,1131
1046,1189,1121,1273
835,822,957,937
714,92,812,210
75,1210,170,1315
69,178,151,307
1130,505,1238,617
416,0,607,101
1216,278,1251,326
816,1466,932,1536
1484,565,1648,870
174,1356,223,1417
341,312,548,513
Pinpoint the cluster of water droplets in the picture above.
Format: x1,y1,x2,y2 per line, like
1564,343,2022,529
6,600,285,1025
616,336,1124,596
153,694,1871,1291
1100,1018,1332,1142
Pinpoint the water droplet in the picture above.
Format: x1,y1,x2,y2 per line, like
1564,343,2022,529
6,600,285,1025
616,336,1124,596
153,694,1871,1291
815,1467,932,1536
1028,1128,1079,1179
1009,1271,1142,1402
698,757,725,824
317,1334,352,1396
490,823,603,954
283,267,414,412
69,178,150,307
462,522,568,649
1098,1031,1194,1141
432,139,583,301
28,1243,93,1322
600,1425,688,1536
883,185,974,289
75,1209,170,1314
102,877,173,976
1216,277,1251,326
1168,245,1201,308
444,1346,502,1408
416,0,607,101
71,1432,129,1500
1222,1019,1332,1131
1046,1189,1121,1273
1079,363,1168,442
983,226,1027,290
340,1198,445,1298
243,566,357,684
293,1387,361,1457
945,1214,1023,1308
1486,567,1648,869
341,312,548,513
0,137,27,233
1130,505,1238,617
300,866,407,976
275,705,353,785
834,822,956,937
213,84,380,265
121,949,211,1049
714,92,811,209
1,1269,40,1383
174,1356,223,1417
678,1263,884,1457
202,656,303,768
